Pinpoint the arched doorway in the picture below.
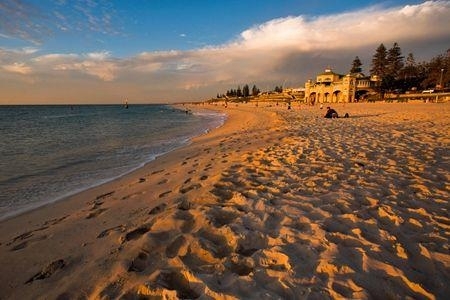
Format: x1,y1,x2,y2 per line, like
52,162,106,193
356,90,369,102
333,90,342,102
309,92,317,105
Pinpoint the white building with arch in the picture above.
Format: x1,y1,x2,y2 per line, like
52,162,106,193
304,68,379,103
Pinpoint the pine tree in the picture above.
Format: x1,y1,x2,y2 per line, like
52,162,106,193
274,86,283,93
406,52,415,68
420,53,448,89
350,56,363,74
252,85,260,96
387,42,404,79
370,43,387,77
236,86,242,97
400,53,420,90
242,84,250,97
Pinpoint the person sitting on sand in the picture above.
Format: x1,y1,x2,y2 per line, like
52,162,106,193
324,106,338,118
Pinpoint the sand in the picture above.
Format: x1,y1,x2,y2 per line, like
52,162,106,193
0,101,449,299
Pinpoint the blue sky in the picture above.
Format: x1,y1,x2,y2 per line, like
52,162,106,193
0,0,449,103
4,0,424,55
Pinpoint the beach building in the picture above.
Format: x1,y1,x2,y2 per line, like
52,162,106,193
304,68,379,103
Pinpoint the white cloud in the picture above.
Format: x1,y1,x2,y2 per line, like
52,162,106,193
50,59,118,81
33,53,78,63
29,52,118,81
20,47,40,55
234,1,450,52
3,62,33,74
86,51,111,60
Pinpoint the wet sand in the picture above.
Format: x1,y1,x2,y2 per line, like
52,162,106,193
0,101,448,299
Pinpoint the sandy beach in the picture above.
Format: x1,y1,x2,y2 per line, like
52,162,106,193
0,101,449,299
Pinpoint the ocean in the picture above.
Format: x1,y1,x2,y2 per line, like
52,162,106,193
0,104,225,220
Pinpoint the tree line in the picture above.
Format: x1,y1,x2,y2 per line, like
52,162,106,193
352,44,449,94
217,84,257,99
217,84,286,99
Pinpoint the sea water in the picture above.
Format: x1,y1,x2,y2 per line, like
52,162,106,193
0,104,225,220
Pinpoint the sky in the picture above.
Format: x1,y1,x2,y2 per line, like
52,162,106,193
0,0,449,104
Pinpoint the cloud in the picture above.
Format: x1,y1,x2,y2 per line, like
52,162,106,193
1,1,449,103
32,53,78,63
1,49,118,81
235,1,450,52
2,62,32,74
86,51,111,60
39,52,118,81
71,60,118,81
0,0,120,43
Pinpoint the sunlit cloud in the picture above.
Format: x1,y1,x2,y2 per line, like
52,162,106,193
32,53,77,62
18,47,40,55
234,0,450,51
86,51,111,60
51,59,118,81
3,62,32,74
30,52,118,81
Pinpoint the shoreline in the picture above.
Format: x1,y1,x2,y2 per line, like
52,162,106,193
0,104,227,222
0,102,448,299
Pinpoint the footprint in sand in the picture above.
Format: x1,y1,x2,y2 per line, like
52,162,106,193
158,191,172,198
25,259,66,284
196,229,234,259
86,208,108,219
149,203,167,215
43,215,69,226
10,235,48,251
171,207,195,233
151,169,165,175
158,178,168,185
179,184,201,194
8,227,46,246
166,235,188,258
97,225,126,239
210,183,234,201
121,191,145,200
227,255,254,276
95,191,115,200
155,271,200,299
122,224,153,243
207,206,240,228
128,250,151,272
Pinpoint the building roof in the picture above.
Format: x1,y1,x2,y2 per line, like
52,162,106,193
318,67,342,77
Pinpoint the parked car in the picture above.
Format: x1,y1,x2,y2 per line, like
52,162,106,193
421,89,434,94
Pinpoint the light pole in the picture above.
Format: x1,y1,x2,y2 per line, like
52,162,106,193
439,68,444,90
